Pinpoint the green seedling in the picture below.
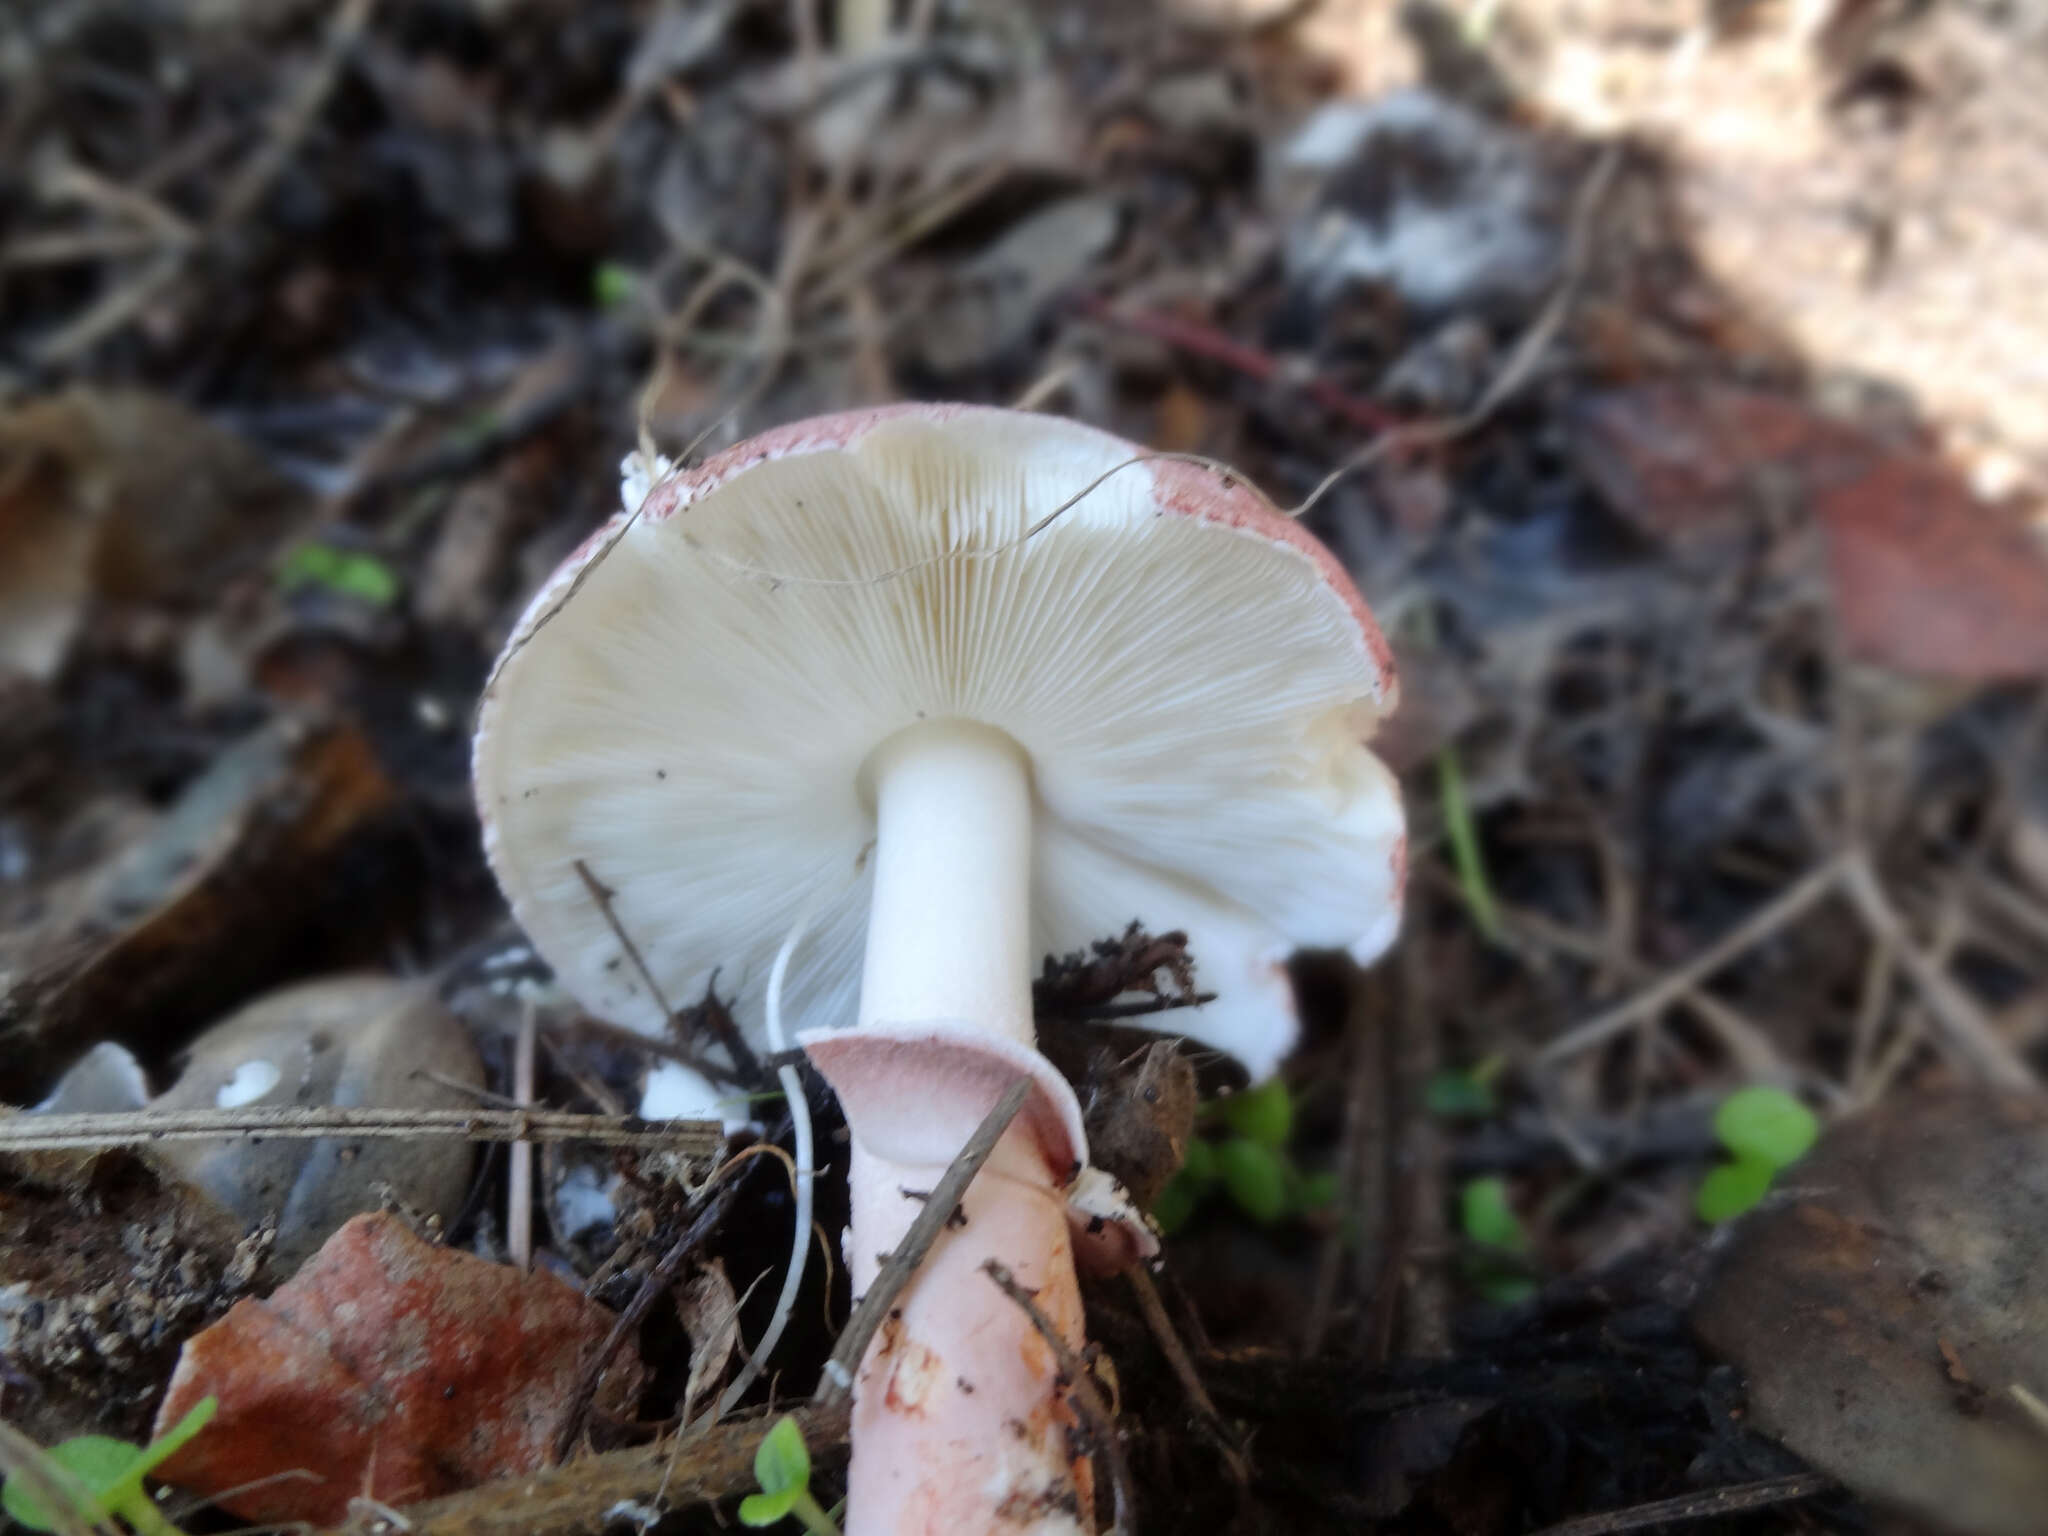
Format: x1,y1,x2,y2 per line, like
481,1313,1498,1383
1695,1086,1819,1223
1157,1079,1337,1233
1216,1075,1291,1148
1438,746,1501,942
1459,1176,1527,1254
1426,1055,1505,1119
1458,1176,1537,1305
2,1397,216,1536
277,542,400,608
738,1415,840,1536
591,261,638,310
1217,1138,1289,1225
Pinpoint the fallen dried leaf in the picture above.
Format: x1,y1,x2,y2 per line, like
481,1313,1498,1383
0,390,299,682
1571,380,2048,678
1694,1090,2048,1536
676,1259,740,1423
0,719,403,1102
153,1212,646,1527
1568,382,1868,550
1815,457,2048,681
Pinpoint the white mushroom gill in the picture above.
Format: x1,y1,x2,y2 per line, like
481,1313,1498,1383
477,414,1400,1085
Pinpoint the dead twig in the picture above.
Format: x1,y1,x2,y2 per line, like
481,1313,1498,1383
508,1003,538,1272
1493,892,1813,1091
1838,851,2035,1089
33,0,376,364
553,1142,762,1460
814,1077,1031,1399
1126,1266,1251,1499
212,0,377,232
985,1260,1134,1536
1522,1472,1835,1536
1392,929,1450,1358
1287,142,1625,521
1304,961,1389,1355
328,1401,852,1536
575,859,762,1084
1536,857,1847,1064
0,1106,723,1157
1073,294,1402,435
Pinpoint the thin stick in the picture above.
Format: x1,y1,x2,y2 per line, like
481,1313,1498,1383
1126,1267,1250,1497
984,1260,1133,1536
1126,1268,1218,1420
0,1106,723,1156
1493,891,1809,1091
347,1401,852,1536
212,0,377,231
508,1005,538,1271
813,1078,1031,1400
576,859,762,1082
1537,858,1847,1064
1304,962,1388,1355
1286,143,1625,522
552,1154,752,1460
1521,1472,1834,1536
1838,852,2035,1089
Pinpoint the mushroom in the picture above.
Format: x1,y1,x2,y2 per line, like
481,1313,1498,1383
473,404,1404,1535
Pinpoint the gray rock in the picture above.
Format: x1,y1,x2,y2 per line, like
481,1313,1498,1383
150,975,484,1272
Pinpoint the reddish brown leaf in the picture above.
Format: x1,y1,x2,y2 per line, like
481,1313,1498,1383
1572,381,2048,679
1569,381,1873,548
1816,456,2048,681
151,1212,644,1526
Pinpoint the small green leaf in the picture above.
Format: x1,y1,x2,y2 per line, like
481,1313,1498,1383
740,1488,800,1526
1475,1270,1538,1306
2,1446,107,1532
1459,1176,1527,1253
592,262,637,310
1218,1138,1289,1225
1150,1171,1201,1235
1294,1169,1339,1212
1425,1068,1497,1119
1713,1087,1819,1171
1219,1078,1292,1149
48,1437,145,1490
1,1397,213,1531
1178,1136,1219,1189
1696,1155,1778,1223
753,1415,810,1498
278,542,400,607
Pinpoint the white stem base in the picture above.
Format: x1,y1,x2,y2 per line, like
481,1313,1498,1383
842,1132,1089,1536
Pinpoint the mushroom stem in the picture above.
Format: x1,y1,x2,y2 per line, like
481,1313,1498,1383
820,720,1092,1534
840,1129,1088,1536
859,719,1034,1046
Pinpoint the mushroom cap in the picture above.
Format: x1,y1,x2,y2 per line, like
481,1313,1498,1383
473,404,1403,1081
